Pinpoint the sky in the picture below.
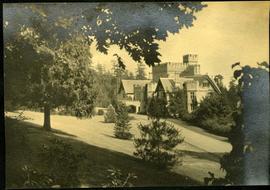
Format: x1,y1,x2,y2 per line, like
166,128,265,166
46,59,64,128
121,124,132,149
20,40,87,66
90,1,269,86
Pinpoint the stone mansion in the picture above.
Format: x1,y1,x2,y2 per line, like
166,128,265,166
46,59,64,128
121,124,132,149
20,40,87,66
118,54,221,113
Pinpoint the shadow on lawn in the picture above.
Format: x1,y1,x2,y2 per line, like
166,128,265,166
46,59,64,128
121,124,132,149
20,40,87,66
179,150,224,163
102,133,133,139
14,119,77,137
5,117,201,188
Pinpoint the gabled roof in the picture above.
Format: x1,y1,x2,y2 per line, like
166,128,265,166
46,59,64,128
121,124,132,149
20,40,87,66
155,75,221,94
205,75,221,94
174,77,194,88
157,78,176,93
184,74,221,94
120,80,150,94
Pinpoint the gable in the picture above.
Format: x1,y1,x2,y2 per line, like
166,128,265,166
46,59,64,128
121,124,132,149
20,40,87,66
191,75,221,94
155,78,175,93
120,80,150,94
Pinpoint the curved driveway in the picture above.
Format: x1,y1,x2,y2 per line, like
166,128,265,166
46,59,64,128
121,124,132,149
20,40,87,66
7,111,232,184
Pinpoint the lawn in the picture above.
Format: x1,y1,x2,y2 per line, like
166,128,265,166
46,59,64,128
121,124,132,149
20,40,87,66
5,117,200,188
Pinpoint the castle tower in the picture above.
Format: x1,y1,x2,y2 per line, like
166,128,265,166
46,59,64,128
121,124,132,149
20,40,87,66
183,54,200,75
183,54,198,65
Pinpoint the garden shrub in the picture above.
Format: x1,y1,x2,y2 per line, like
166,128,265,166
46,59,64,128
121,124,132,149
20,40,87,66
134,120,184,168
104,104,116,123
39,138,86,187
201,118,232,136
168,89,186,119
103,167,137,187
114,106,132,139
22,165,54,188
127,105,136,113
97,109,104,115
147,96,169,120
114,103,132,139
181,112,195,122
191,93,233,136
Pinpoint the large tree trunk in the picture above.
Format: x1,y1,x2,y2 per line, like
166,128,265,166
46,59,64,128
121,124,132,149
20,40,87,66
43,103,51,130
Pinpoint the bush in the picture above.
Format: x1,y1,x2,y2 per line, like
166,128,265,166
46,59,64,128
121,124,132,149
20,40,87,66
56,108,75,116
104,105,117,123
201,118,232,136
181,112,195,122
102,167,137,187
39,138,86,187
127,105,136,113
147,96,168,120
190,93,234,136
193,93,232,122
21,165,54,188
97,109,104,115
114,103,132,139
134,120,184,168
168,89,186,119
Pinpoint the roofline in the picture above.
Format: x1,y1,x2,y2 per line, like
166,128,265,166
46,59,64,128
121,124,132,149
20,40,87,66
205,75,222,94
121,79,150,82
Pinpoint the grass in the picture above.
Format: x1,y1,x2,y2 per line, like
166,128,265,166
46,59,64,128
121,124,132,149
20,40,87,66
5,117,200,188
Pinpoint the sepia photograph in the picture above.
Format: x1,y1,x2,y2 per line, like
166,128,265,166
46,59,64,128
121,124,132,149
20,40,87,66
3,1,270,188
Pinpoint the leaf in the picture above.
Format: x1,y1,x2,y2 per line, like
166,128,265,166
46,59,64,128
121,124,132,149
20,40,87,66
232,62,240,69
257,61,269,69
233,70,242,79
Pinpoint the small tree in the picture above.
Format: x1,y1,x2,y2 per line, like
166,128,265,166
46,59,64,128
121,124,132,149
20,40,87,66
134,120,184,168
114,103,132,139
39,139,86,187
147,96,168,120
168,89,186,118
104,104,117,123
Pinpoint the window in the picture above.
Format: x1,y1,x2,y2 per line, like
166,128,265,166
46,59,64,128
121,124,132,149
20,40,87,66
202,81,209,87
190,92,195,100
190,92,197,111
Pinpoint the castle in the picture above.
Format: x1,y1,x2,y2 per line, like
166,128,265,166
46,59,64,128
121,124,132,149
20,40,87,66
118,54,221,113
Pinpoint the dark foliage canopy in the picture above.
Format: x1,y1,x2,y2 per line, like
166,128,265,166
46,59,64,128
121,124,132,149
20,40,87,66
4,2,206,67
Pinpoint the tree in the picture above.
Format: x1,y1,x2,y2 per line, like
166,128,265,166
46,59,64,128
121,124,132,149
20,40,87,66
4,28,95,130
214,74,224,87
114,103,132,139
134,120,184,168
192,93,233,136
167,89,186,118
4,3,206,67
147,96,169,120
138,94,184,169
104,104,117,123
194,93,232,122
205,62,270,185
93,70,117,107
227,79,241,110
4,2,206,128
222,62,269,185
135,63,147,80
214,74,227,93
